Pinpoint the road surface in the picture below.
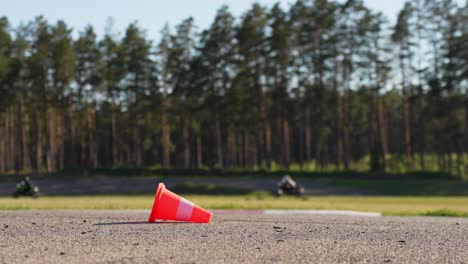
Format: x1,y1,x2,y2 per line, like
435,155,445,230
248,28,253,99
0,177,372,196
1,211,466,263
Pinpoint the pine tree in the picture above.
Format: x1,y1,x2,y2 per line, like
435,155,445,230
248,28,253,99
50,20,75,171
0,17,12,173
169,18,197,168
235,3,268,167
266,3,291,167
100,29,124,166
74,25,101,168
198,6,236,168
392,2,414,162
157,24,173,168
10,24,32,172
28,17,53,173
120,23,153,166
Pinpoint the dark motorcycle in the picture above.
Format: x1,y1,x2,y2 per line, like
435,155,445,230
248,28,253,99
13,177,40,198
274,175,305,197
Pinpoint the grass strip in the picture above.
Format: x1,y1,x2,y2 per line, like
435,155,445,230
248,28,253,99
1,195,467,217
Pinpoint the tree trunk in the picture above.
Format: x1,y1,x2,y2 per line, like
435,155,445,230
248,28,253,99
343,91,350,170
183,112,191,169
13,105,21,173
0,115,5,173
161,109,170,168
334,54,343,170
47,107,56,173
36,111,43,173
88,105,98,168
253,139,258,167
227,127,236,167
11,108,16,171
378,97,389,158
81,107,88,167
133,80,142,167
58,109,66,170
369,97,381,172
161,71,171,168
134,119,142,167
298,125,304,168
465,105,468,177
256,129,263,168
69,103,77,167
336,96,343,170
340,57,352,169
243,131,250,167
236,132,241,167
305,108,312,163
283,119,291,167
21,99,31,171
403,96,412,162
216,118,223,168
265,121,272,168
41,67,52,173
196,133,202,168
258,92,267,167
86,107,96,167
399,42,413,165
456,143,462,177
111,104,118,166
419,136,425,171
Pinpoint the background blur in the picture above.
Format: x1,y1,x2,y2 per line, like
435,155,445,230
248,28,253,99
0,0,467,178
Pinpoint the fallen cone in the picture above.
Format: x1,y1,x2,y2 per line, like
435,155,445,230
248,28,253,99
149,183,212,223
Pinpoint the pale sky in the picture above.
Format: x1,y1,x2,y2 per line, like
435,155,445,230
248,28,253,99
1,0,464,40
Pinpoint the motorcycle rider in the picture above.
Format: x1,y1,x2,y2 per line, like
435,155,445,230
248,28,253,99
276,175,304,196
14,176,39,198
23,176,33,190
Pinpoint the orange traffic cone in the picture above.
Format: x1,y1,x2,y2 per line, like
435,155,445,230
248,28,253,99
148,183,212,223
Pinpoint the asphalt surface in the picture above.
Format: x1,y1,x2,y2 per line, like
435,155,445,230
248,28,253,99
0,177,372,196
1,211,467,263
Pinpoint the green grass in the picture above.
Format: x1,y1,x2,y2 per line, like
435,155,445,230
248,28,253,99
420,209,468,217
1,195,467,217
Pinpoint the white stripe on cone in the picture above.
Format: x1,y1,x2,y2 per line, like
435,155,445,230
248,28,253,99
176,198,194,221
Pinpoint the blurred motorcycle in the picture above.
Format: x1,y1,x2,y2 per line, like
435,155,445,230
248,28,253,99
274,175,305,197
13,177,40,198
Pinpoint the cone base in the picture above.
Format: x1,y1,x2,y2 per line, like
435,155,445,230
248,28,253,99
148,183,166,222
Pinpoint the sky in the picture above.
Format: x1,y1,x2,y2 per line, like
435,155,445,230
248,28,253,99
1,0,464,41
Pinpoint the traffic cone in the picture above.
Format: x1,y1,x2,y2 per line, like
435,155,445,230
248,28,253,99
148,183,212,223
